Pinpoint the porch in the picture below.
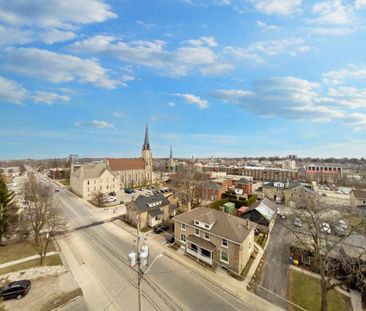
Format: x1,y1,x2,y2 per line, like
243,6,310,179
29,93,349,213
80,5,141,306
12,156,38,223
186,235,216,266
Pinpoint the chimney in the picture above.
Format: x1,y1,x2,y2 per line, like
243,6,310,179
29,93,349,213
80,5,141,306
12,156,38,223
246,219,250,230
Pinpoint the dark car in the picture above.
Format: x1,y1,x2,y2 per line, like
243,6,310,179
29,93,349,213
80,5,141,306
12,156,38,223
166,234,175,243
0,280,31,300
124,188,133,194
153,224,168,234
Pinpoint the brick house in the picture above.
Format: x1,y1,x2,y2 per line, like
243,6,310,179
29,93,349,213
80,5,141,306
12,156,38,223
198,181,225,202
235,177,253,195
173,207,256,274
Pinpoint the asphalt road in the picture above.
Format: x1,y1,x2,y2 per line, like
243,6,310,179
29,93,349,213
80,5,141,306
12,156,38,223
54,188,255,311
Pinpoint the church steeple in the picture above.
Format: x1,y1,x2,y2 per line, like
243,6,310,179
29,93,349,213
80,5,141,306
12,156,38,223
169,144,172,159
142,125,150,150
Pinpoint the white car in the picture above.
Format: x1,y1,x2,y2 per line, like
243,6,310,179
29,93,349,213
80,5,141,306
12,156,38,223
105,196,117,203
321,222,331,234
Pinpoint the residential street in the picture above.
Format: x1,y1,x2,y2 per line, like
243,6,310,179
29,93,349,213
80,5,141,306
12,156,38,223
55,189,255,311
254,220,290,309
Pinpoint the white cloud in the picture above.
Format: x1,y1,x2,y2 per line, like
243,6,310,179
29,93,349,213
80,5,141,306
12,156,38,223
75,120,115,129
255,20,280,31
323,65,366,83
184,36,218,48
210,77,343,122
355,0,366,9
310,0,354,25
308,27,354,36
174,93,208,109
327,86,366,108
31,91,70,105
225,38,310,63
113,112,129,118
0,26,33,45
39,29,76,44
0,0,116,28
69,35,232,77
249,0,302,16
0,75,27,104
3,48,120,89
0,75,70,105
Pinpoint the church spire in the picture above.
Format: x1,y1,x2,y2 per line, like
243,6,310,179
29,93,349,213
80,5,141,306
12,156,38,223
170,144,172,159
142,125,150,150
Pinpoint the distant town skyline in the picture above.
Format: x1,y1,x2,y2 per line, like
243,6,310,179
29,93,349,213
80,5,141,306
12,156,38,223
1,0,366,159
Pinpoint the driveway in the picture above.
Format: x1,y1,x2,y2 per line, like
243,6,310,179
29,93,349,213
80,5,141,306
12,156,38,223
254,219,291,309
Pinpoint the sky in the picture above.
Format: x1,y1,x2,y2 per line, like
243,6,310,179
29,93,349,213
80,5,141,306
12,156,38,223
1,0,366,159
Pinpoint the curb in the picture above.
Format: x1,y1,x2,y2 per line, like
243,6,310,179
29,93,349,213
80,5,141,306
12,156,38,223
162,248,284,311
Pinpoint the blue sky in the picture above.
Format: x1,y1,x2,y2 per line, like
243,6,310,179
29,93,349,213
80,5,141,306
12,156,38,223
1,0,366,159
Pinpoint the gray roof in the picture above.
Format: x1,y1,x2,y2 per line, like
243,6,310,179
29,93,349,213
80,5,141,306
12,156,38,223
200,180,224,191
174,207,256,244
71,162,111,179
352,189,366,199
237,178,251,185
187,235,216,251
195,211,216,225
149,209,164,217
131,194,169,213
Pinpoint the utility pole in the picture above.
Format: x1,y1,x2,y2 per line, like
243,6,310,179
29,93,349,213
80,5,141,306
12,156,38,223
137,214,142,311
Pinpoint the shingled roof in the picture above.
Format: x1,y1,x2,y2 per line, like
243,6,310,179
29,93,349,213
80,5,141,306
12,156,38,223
71,162,111,179
352,189,366,199
129,194,170,213
174,207,256,244
108,158,145,171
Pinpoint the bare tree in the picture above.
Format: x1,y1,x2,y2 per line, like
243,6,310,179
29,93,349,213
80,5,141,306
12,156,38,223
285,198,365,311
171,165,208,211
91,191,105,207
23,175,65,264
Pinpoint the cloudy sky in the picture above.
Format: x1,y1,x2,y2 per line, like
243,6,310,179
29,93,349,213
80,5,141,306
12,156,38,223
1,0,366,159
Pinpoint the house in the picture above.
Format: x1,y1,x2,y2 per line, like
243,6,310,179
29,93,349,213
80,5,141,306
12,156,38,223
235,177,253,195
263,181,316,208
237,198,277,233
210,178,232,191
198,180,225,202
125,194,176,229
350,189,366,208
70,162,119,200
173,207,256,274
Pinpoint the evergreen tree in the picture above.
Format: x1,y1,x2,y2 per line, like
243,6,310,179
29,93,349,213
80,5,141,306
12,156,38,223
0,175,17,245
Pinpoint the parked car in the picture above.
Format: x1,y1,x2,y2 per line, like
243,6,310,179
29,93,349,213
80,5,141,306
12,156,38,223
294,217,302,227
334,225,347,237
153,224,168,234
0,280,31,300
166,234,175,243
105,196,117,203
321,222,331,234
124,188,133,194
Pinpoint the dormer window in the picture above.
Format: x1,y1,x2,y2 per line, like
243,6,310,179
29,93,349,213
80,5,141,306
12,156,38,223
194,220,199,226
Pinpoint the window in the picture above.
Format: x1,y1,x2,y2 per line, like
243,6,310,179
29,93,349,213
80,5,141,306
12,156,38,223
87,181,90,185
94,180,96,184
181,223,186,231
180,233,186,243
205,224,209,229
204,232,210,240
194,220,199,226
220,251,229,263
222,238,228,247
100,186,102,190
87,187,90,192
195,228,200,236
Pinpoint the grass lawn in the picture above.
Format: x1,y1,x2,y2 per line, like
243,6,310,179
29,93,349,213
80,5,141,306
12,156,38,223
288,269,352,311
0,254,63,275
0,241,55,264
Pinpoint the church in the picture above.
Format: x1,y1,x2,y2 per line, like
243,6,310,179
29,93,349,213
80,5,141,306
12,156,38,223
70,126,153,200
106,125,153,189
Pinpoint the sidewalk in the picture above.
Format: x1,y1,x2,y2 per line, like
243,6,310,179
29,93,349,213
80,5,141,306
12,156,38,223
0,251,58,269
114,218,284,311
